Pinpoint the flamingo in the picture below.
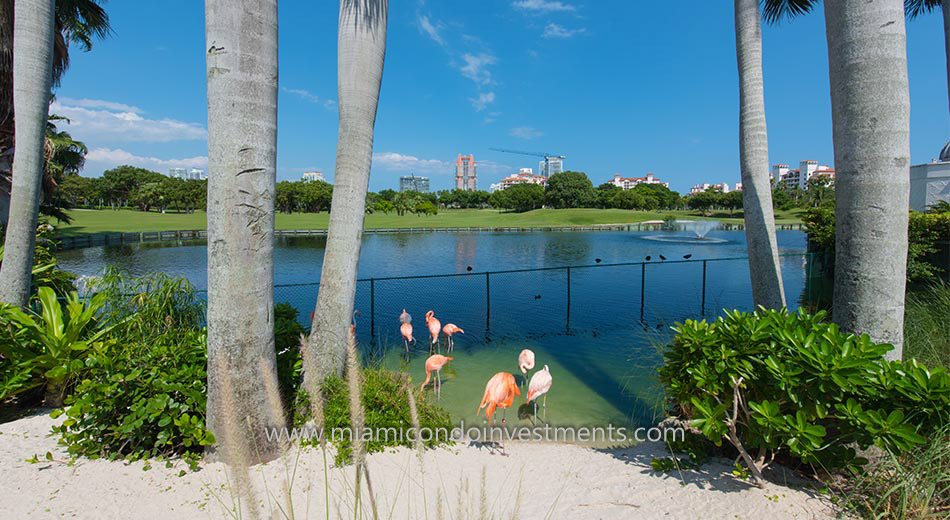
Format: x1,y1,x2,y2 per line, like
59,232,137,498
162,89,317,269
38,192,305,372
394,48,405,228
527,365,553,421
399,309,414,352
518,349,535,387
425,311,441,351
477,372,521,425
419,354,453,400
442,323,464,352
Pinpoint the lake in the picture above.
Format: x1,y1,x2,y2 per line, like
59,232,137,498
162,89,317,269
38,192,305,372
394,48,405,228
58,229,820,430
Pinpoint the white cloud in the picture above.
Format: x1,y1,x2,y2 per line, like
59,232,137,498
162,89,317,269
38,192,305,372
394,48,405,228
459,53,496,86
513,0,576,12
417,14,444,46
509,126,543,140
542,22,585,39
281,87,336,110
372,152,452,174
470,92,495,111
50,99,206,143
85,147,208,173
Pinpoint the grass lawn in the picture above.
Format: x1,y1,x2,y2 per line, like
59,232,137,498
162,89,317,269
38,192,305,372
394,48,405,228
56,208,805,236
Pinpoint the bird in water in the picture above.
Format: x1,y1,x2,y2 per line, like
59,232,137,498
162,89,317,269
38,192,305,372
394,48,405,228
527,365,553,420
477,372,521,425
442,323,464,352
425,310,442,352
420,354,453,400
683,254,692,259
518,349,535,387
399,309,414,352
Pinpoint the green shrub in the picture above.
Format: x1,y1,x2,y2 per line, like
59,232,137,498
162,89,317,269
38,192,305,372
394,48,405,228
274,303,306,406
659,308,950,475
904,283,950,369
0,287,119,406
51,328,213,469
295,368,452,465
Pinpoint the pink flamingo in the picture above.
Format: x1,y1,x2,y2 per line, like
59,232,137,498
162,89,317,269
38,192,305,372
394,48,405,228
425,310,441,351
527,365,553,420
477,372,521,425
518,349,535,387
399,309,414,352
420,354,453,400
442,323,464,352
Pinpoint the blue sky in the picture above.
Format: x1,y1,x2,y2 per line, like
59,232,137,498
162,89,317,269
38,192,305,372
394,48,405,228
55,0,948,193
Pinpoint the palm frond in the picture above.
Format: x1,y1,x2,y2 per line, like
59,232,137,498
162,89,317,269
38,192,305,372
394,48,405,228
905,0,942,18
760,0,820,25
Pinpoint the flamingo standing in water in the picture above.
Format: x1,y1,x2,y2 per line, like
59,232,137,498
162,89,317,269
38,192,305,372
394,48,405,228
420,354,453,400
527,365,553,421
425,311,441,352
518,349,535,387
442,323,464,352
477,372,521,425
399,309,414,352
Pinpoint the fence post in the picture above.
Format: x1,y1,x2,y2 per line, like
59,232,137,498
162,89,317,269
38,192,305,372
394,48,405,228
370,278,376,340
566,266,572,330
485,272,491,333
640,263,646,322
701,260,707,316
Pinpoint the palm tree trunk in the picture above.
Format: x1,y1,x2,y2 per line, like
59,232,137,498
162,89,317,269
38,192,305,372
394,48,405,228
205,0,285,463
0,0,54,307
734,0,786,309
306,0,388,381
824,0,910,359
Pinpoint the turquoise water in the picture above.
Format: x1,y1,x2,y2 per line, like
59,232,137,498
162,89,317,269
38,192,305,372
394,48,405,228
58,229,819,428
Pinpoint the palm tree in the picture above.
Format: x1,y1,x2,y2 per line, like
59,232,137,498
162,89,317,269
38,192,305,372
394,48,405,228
0,0,56,307
734,0,786,309
204,0,285,463
824,1,911,359
306,0,388,381
905,0,949,116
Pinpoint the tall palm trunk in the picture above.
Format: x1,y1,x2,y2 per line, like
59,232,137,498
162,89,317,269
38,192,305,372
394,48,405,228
0,0,54,307
205,0,285,463
824,0,910,359
306,0,388,381
734,0,786,309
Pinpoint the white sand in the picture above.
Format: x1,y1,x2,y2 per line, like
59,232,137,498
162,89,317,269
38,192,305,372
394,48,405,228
0,412,836,519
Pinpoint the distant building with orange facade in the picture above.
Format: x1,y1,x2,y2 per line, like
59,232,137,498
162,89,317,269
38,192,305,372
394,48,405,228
456,154,477,191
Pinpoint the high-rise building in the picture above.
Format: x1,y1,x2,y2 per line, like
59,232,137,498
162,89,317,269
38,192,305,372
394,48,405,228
188,168,207,180
168,168,187,179
538,156,564,177
455,154,477,191
302,171,325,183
399,174,430,193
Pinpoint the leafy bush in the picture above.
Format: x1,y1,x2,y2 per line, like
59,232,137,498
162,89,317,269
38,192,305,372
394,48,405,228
904,283,950,369
274,303,306,406
51,329,213,469
659,309,950,478
295,368,452,465
0,287,119,406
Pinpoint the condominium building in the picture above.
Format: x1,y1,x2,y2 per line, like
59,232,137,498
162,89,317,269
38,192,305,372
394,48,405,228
456,154,477,191
772,160,835,190
538,156,564,178
910,142,950,211
399,174,430,193
188,168,207,180
489,168,547,192
608,172,669,190
302,171,325,183
168,167,187,179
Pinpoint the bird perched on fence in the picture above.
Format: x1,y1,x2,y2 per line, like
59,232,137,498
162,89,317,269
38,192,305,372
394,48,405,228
399,309,414,352
425,310,442,351
683,254,692,259
442,323,464,352
466,266,473,272
659,255,667,261
595,258,602,263
645,255,652,261
477,372,521,425
420,354,453,400
518,349,535,387
527,365,553,419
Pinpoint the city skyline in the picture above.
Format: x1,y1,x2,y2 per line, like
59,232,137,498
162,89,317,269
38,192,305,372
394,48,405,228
51,1,947,194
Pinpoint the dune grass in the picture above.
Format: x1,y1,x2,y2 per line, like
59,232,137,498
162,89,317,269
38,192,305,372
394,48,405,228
54,207,805,236
903,282,950,369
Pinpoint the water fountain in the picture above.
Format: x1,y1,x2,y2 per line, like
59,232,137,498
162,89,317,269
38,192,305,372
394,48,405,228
642,220,727,244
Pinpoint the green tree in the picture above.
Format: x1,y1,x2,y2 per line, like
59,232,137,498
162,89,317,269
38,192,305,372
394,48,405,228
544,171,596,209
497,183,544,212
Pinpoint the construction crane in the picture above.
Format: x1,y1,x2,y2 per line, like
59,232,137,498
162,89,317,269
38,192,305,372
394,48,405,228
489,148,565,176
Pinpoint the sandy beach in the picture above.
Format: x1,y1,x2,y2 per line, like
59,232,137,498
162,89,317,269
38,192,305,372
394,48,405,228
0,412,837,519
